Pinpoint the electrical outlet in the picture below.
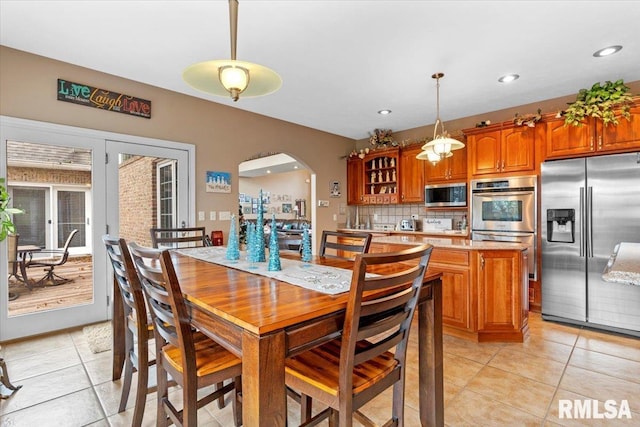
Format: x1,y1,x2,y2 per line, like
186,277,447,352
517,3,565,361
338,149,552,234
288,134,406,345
374,213,379,221
198,211,205,221
411,214,420,220
333,214,337,221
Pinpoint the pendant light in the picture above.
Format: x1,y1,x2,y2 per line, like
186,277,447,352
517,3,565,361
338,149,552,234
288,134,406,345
183,0,281,102
417,73,464,161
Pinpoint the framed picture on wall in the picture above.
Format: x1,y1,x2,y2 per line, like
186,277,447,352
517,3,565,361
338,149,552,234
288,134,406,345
282,203,292,213
206,171,231,193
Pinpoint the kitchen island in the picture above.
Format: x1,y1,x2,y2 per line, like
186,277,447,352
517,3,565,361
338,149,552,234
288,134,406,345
337,230,530,342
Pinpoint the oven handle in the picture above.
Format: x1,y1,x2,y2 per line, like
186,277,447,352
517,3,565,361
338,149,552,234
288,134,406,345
472,190,534,197
473,231,533,239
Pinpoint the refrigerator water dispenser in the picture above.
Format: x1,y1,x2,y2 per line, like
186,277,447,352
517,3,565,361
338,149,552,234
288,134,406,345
547,209,575,243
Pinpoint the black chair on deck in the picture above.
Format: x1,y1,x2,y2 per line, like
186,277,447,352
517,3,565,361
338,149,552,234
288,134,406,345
150,227,210,249
27,229,78,286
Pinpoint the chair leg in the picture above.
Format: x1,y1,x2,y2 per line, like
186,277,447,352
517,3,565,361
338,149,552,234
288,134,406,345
118,331,134,413
183,376,198,427
216,381,225,409
156,358,169,427
232,375,242,427
300,394,312,423
392,378,405,427
0,358,22,399
131,337,150,427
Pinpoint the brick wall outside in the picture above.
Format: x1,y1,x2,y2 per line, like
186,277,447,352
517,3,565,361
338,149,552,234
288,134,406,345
118,156,157,247
8,167,91,185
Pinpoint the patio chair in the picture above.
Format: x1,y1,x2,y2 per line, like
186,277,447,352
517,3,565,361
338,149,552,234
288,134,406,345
27,229,78,286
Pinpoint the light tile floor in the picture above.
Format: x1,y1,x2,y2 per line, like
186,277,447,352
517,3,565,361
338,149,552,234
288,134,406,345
1,312,639,426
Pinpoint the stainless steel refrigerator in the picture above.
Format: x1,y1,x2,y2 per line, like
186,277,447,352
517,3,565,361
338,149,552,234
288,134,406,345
541,152,640,337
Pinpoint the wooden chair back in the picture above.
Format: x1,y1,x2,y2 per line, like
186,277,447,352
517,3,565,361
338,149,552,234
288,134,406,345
319,230,372,260
103,235,149,333
128,243,196,371
150,227,209,249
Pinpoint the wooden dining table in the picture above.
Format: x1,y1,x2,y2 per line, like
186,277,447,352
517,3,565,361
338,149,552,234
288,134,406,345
112,250,444,427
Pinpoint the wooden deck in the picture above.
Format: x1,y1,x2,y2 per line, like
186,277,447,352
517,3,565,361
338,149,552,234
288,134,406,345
7,256,94,317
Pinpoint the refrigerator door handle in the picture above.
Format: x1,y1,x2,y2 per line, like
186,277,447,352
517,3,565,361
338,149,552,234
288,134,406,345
579,187,585,257
587,186,593,257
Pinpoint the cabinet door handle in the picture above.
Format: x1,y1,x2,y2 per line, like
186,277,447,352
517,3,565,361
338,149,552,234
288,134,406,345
501,160,505,171
598,135,602,149
496,161,500,171
590,136,594,149
480,254,485,270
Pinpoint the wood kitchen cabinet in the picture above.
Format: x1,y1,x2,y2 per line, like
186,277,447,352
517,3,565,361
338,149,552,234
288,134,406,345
364,148,400,204
425,142,467,183
476,249,529,342
399,145,425,203
346,157,364,205
545,101,640,159
466,123,537,178
429,248,473,332
369,240,529,342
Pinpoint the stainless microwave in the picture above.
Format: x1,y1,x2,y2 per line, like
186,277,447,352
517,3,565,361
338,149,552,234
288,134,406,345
424,182,467,208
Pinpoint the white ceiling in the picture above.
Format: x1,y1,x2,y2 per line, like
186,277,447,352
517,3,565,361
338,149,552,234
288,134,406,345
1,0,639,140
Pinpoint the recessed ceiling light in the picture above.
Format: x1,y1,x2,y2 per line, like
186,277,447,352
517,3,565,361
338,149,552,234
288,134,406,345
593,45,622,57
498,74,520,83
378,109,392,115
266,169,271,174
293,165,298,169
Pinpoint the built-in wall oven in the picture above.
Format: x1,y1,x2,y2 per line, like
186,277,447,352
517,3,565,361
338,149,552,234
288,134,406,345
471,176,537,279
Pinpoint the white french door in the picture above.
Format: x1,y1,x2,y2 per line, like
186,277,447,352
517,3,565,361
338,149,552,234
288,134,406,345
1,117,195,341
0,117,107,340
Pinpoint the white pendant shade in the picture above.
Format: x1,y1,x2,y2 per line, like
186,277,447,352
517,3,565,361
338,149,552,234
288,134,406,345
422,135,465,158
183,60,281,100
182,0,281,102
417,72,464,162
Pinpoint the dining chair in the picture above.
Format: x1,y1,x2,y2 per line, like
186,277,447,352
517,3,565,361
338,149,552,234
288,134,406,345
319,230,372,260
285,244,433,427
26,228,78,286
103,235,156,427
129,243,242,427
149,227,210,249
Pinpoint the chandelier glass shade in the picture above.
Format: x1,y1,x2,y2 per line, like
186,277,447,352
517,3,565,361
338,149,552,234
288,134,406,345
182,0,281,102
417,73,464,161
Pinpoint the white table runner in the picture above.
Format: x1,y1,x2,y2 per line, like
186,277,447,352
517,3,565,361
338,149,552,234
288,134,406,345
176,246,358,295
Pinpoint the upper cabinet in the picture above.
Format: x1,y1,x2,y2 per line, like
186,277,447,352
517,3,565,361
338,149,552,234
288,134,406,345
465,123,538,178
363,147,400,205
545,101,640,159
399,145,425,203
346,157,364,205
425,138,467,183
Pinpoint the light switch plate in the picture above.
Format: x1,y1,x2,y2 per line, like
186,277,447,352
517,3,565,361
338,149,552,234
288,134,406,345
318,200,329,207
209,211,216,221
219,211,231,220
198,211,205,221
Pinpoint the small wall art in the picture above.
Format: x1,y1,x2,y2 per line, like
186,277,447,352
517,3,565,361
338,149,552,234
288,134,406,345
282,203,292,213
206,171,231,193
330,181,341,197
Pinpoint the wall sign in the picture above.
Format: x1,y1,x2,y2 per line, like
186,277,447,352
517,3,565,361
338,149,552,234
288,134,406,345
206,171,231,193
57,79,151,118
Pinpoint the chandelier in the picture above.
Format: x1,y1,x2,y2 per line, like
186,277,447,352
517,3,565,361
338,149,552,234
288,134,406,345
183,0,281,102
417,73,464,162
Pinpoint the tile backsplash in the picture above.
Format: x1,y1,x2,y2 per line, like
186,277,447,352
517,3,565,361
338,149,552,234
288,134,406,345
345,204,468,230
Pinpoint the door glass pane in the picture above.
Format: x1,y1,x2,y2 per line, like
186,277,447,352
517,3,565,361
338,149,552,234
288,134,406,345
11,188,46,247
6,140,93,317
57,190,86,248
158,161,176,229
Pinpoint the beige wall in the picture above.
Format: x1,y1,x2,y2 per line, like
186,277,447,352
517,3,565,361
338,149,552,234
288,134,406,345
239,169,311,221
0,46,354,243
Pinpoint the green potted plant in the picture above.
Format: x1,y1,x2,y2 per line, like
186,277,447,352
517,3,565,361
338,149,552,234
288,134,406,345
0,178,22,242
564,79,634,127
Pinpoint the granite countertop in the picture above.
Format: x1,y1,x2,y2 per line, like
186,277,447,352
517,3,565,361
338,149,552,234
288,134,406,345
337,228,470,238
602,242,640,286
371,235,528,251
